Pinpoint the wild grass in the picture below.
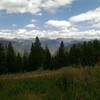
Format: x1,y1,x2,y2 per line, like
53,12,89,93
0,65,100,100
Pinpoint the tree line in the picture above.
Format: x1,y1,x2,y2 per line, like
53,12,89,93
0,37,100,74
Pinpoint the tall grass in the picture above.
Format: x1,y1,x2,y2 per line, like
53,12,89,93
0,66,100,100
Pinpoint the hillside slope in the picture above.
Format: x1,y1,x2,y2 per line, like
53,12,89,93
0,66,100,100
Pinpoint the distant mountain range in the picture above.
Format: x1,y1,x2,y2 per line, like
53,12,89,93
0,38,94,54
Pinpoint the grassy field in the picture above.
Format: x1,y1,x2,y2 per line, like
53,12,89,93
0,66,100,100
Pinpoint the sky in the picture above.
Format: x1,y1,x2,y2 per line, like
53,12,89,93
0,0,100,39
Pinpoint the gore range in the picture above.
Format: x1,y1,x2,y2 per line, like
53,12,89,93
0,38,93,54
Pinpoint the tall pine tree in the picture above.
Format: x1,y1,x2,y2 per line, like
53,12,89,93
0,43,6,73
29,37,44,70
6,42,16,73
44,46,52,69
16,52,22,72
55,41,66,68
22,52,29,71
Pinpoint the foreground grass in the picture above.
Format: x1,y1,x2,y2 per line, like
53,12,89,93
0,66,100,100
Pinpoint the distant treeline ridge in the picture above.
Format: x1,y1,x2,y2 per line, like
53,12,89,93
0,37,100,74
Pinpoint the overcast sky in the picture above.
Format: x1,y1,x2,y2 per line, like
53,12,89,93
0,0,100,39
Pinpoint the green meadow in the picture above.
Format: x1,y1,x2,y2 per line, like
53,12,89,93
0,66,100,100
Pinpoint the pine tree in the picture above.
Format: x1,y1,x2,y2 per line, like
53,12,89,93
0,43,6,73
29,37,44,70
29,43,35,70
22,52,29,71
16,52,22,72
55,41,66,68
6,42,16,73
34,37,41,47
93,40,100,64
69,44,81,65
44,46,52,69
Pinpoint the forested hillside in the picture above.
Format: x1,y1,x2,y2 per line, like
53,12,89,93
0,37,100,74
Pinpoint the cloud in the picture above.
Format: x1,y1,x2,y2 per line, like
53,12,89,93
25,24,36,28
69,8,100,38
31,19,37,23
0,7,100,39
0,0,75,14
45,7,100,39
12,24,17,27
46,20,71,29
69,7,100,23
69,7,100,31
46,19,78,33
42,0,75,12
0,0,41,14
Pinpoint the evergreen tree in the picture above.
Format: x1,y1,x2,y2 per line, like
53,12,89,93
16,52,22,72
6,42,16,73
22,52,29,71
29,37,44,70
80,42,94,66
55,41,66,68
44,46,52,69
93,40,100,64
29,43,35,70
69,44,81,65
65,49,69,66
34,37,41,47
0,38,100,74
0,43,6,73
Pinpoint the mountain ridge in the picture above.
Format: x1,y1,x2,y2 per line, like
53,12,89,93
0,38,95,54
